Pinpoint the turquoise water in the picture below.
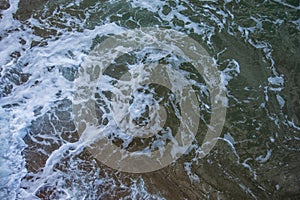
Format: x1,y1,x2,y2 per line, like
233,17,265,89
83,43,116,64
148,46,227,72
0,0,299,199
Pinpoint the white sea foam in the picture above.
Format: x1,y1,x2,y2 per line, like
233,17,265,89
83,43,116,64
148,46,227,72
0,0,293,198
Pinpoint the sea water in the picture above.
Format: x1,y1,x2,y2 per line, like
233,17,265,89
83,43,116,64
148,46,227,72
0,0,299,199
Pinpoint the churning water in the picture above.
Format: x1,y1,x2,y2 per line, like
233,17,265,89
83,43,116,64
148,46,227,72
0,0,299,199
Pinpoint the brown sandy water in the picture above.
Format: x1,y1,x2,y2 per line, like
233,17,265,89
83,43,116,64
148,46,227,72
0,0,299,199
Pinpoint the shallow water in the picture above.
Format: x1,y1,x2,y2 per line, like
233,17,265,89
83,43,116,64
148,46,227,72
0,0,299,199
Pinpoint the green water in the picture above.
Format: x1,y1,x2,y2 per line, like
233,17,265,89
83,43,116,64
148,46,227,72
0,0,299,199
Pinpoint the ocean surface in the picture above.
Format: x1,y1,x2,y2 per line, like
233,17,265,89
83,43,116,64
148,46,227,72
0,0,299,199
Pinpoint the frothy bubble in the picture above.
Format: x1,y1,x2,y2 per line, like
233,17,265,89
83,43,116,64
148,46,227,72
72,27,227,173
